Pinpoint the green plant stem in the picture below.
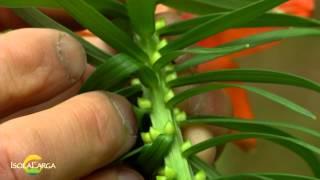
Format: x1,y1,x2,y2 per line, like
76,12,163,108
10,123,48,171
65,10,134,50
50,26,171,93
147,74,193,179
137,28,194,179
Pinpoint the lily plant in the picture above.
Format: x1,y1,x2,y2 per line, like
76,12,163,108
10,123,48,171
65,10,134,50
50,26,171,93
2,0,320,179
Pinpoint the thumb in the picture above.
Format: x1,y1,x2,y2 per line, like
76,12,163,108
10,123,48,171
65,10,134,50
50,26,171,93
0,92,137,180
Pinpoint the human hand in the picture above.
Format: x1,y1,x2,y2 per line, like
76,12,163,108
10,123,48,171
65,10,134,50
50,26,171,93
0,28,144,180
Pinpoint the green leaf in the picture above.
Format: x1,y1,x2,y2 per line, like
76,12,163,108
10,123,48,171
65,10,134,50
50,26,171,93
160,0,287,53
138,67,160,89
12,8,109,66
182,117,293,138
169,69,320,94
159,13,320,36
154,45,249,70
215,174,272,180
86,0,127,18
161,0,261,15
183,117,320,177
259,173,319,180
55,0,147,61
169,28,320,72
115,85,142,98
80,54,141,93
160,0,226,15
184,117,320,178
248,13,320,27
0,0,60,7
118,145,148,162
168,83,316,119
137,134,174,175
183,132,320,177
127,0,156,38
214,173,318,180
196,0,264,9
173,46,249,72
189,155,220,178
0,0,127,17
181,117,320,141
221,28,320,48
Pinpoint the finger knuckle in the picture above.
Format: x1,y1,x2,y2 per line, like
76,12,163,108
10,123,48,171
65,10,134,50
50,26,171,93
70,92,115,147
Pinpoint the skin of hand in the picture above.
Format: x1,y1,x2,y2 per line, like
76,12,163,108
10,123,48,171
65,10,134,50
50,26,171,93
0,7,231,180
0,28,144,180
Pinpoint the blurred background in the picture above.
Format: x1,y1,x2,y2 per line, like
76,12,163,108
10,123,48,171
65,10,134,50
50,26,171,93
217,0,320,176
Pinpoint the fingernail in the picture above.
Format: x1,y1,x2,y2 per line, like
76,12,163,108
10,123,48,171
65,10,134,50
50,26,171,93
118,167,143,180
56,32,87,83
107,92,137,137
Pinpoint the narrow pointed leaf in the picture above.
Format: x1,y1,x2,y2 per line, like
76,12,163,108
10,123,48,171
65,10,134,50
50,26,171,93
80,54,141,93
160,0,226,15
127,0,156,38
175,28,320,71
260,173,319,180
0,0,127,17
169,69,320,94
118,145,148,162
159,13,320,36
12,8,109,66
214,173,317,180
174,45,250,72
195,0,267,10
137,134,174,175
0,0,61,7
215,174,271,180
168,83,316,119
182,117,320,140
183,117,293,138
183,133,320,177
248,13,320,28
161,0,287,53
154,44,249,70
189,155,220,178
221,28,320,48
114,85,142,98
138,67,159,89
161,0,262,15
55,0,147,61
